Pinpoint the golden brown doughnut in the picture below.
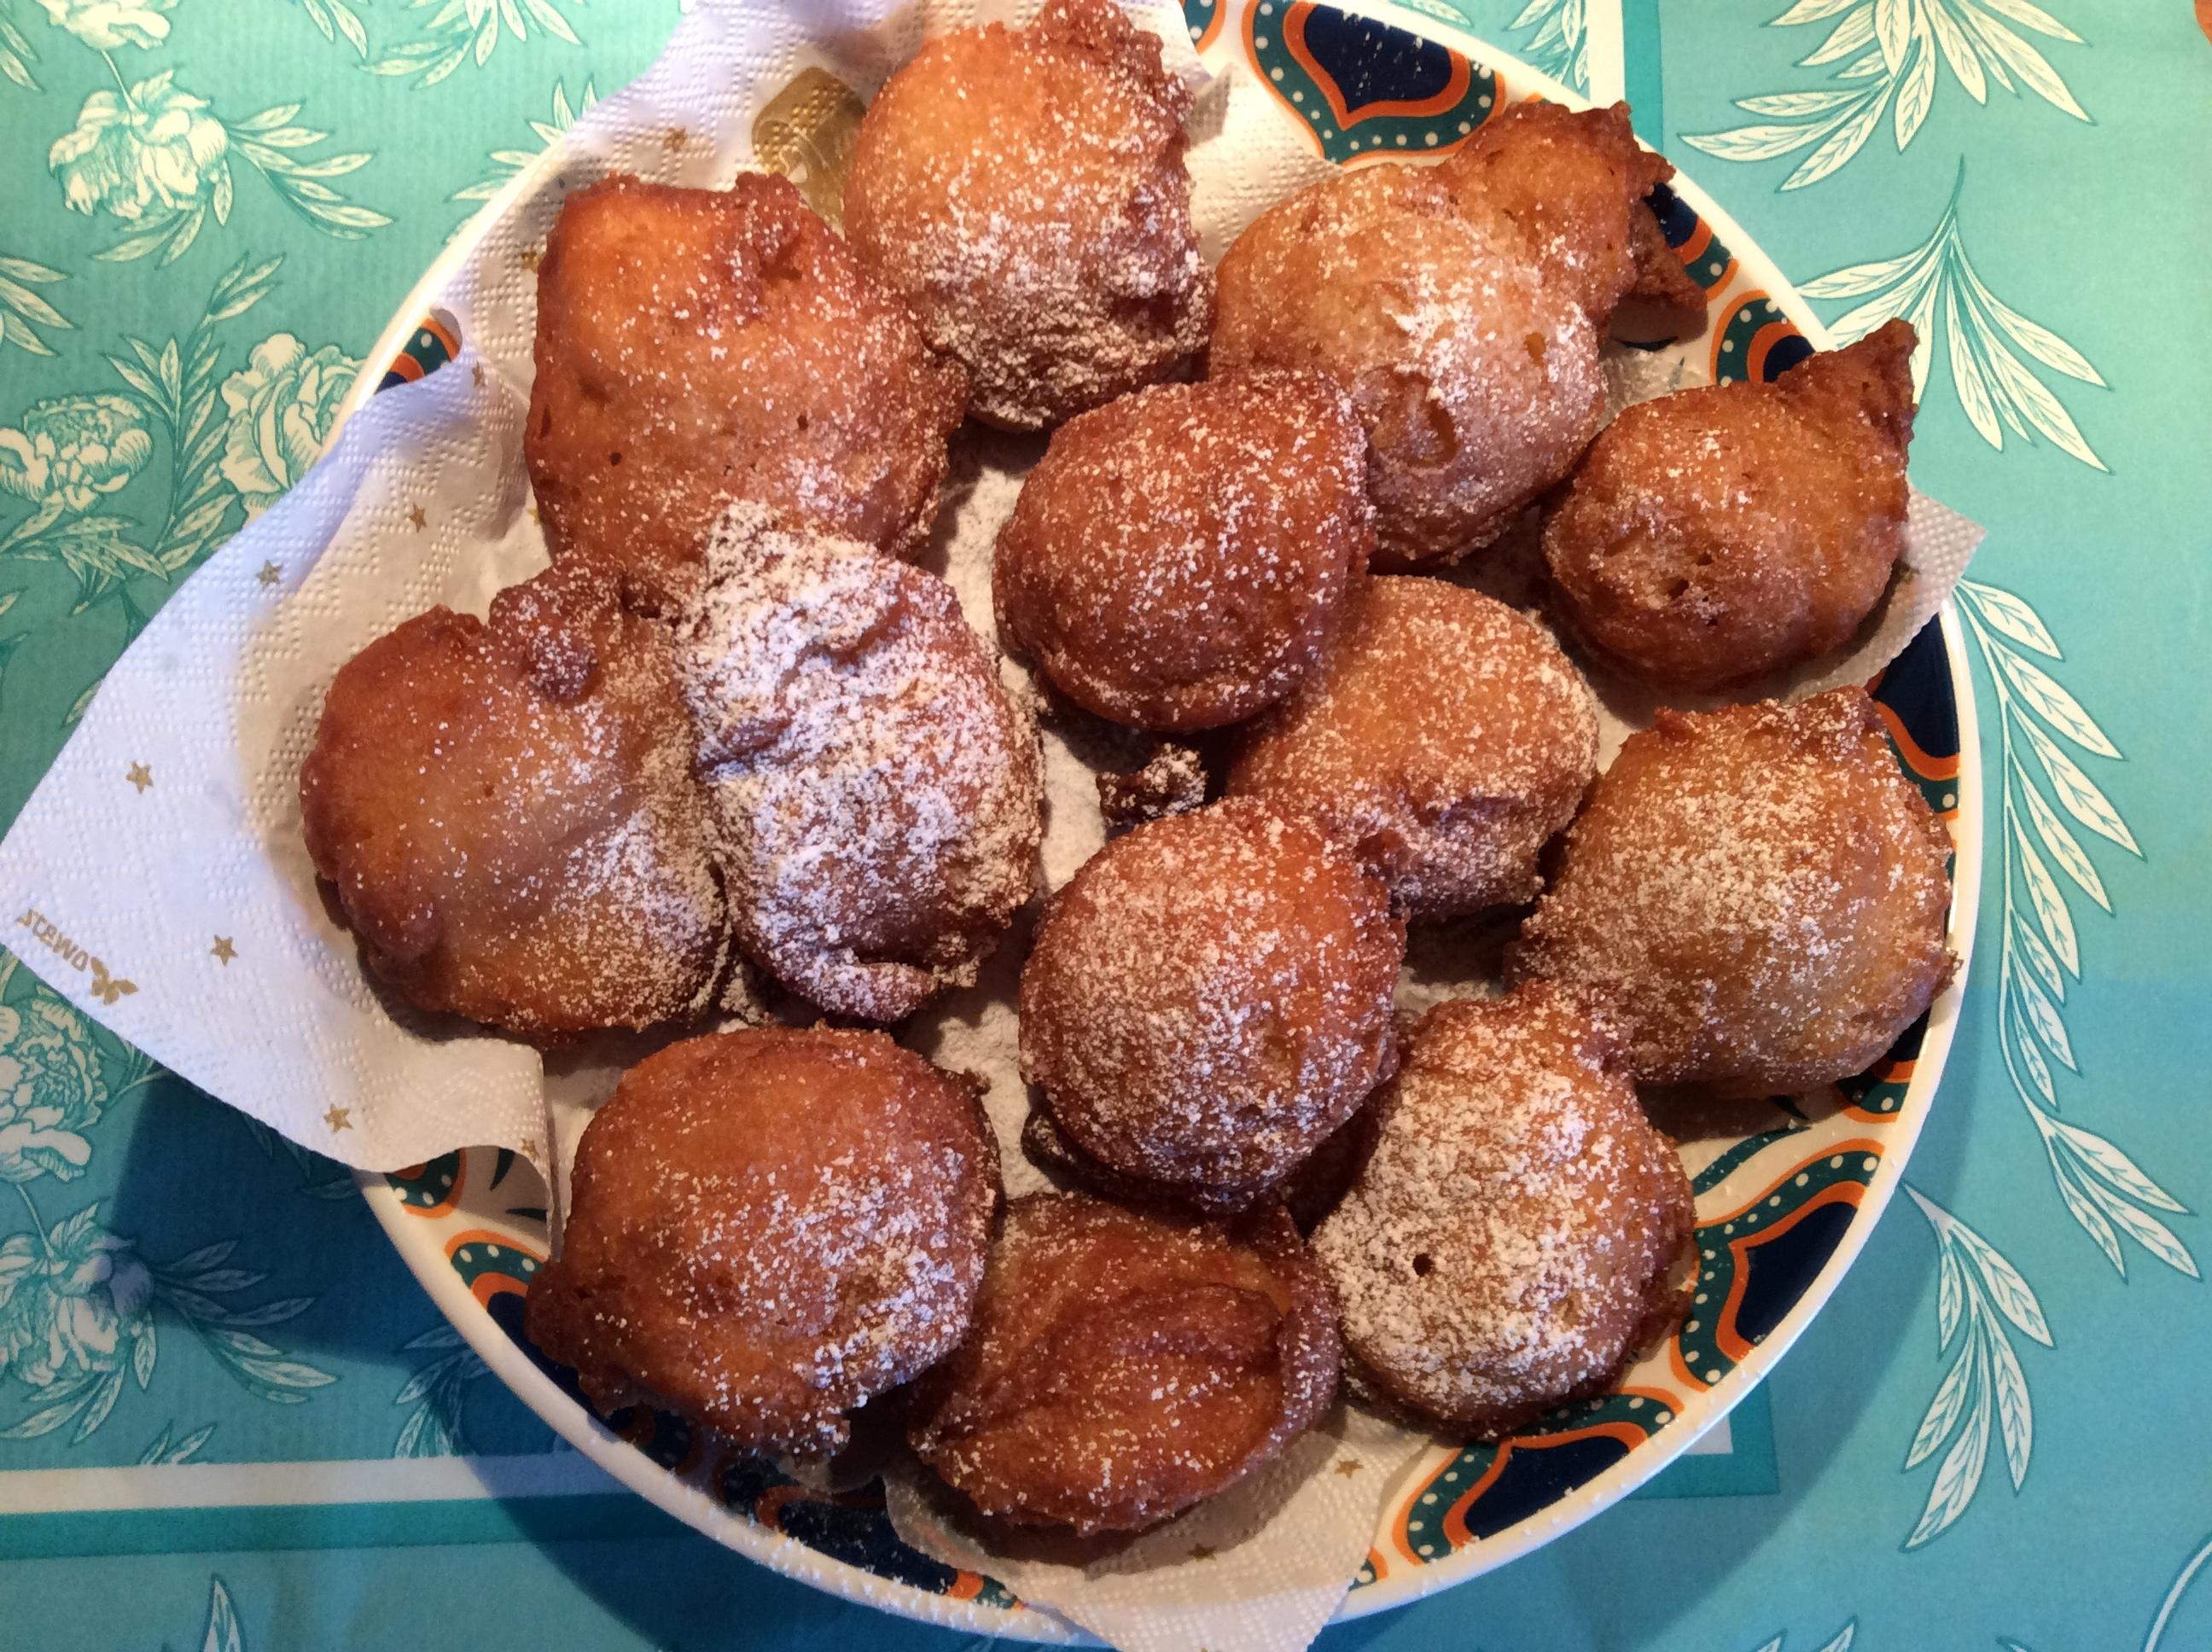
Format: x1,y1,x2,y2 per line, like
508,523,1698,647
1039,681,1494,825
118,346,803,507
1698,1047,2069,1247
525,173,967,586
300,559,725,1039
1019,798,1403,1197
1542,321,1918,693
1225,576,1597,920
1436,100,1674,329
843,0,1210,430
1511,686,1955,1096
1313,984,1693,1435
1212,161,1603,571
993,371,1372,732
907,1193,1338,1533
674,505,1042,1022
526,1027,999,1455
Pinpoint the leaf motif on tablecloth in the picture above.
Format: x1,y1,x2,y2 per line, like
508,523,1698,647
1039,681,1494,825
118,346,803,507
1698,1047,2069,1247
137,1416,214,1463
454,76,597,205
0,252,72,359
369,0,586,90
236,1115,356,1200
0,0,42,93
1953,580,2197,1281
1503,0,1590,94
1740,1621,1858,1652
143,1236,337,1405
1683,0,2088,189
218,101,390,247
191,1575,246,1652
1899,1188,2051,1548
1800,166,2108,468
392,1318,492,1457
288,0,370,57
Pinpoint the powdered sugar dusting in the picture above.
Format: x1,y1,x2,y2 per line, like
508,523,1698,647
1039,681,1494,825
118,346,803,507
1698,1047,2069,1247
999,373,1371,738
1511,689,1955,1094
1543,323,1919,695
300,563,728,1038
899,336,1687,1204
1211,162,1604,568
487,586,727,1026
844,0,1212,430
674,502,1043,1021
1097,741,1207,829
1018,799,1403,1192
994,370,1371,731
531,1028,997,1455
1312,986,1692,1432
1227,576,1598,921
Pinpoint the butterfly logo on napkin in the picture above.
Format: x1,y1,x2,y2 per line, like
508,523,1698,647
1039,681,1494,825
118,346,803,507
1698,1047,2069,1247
88,958,137,1005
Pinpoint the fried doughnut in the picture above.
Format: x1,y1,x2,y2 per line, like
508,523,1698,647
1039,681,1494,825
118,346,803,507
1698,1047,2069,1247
1511,687,1955,1096
674,504,1042,1022
1020,798,1403,1197
908,1194,1338,1533
1212,162,1603,570
525,173,967,586
300,559,724,1038
1615,195,1710,345
1542,321,1918,693
526,1027,999,1455
1313,984,1693,1435
1437,100,1674,328
993,371,1372,731
1225,577,1597,921
843,0,1210,429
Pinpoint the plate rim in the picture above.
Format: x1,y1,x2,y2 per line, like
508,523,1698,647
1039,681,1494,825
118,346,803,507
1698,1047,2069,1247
347,0,1987,1637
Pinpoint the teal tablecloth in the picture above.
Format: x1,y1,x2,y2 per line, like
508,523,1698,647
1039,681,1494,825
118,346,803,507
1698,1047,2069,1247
1,3,2206,1646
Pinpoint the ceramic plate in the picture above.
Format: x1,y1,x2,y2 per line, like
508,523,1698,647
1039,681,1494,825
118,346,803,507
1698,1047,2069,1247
348,1,1984,1635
